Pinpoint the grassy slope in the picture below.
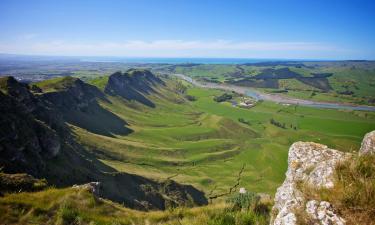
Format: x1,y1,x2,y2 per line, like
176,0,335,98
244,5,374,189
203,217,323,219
34,76,79,92
0,187,212,225
75,76,375,197
1,73,375,224
0,186,270,225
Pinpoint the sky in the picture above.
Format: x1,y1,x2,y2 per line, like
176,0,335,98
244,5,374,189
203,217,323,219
0,0,374,59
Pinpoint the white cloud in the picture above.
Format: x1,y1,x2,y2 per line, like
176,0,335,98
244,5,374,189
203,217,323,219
0,39,339,58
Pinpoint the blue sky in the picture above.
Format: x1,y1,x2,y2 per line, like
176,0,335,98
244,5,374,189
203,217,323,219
0,0,374,59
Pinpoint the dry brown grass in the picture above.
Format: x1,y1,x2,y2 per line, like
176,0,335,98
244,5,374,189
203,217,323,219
300,155,375,225
0,187,271,225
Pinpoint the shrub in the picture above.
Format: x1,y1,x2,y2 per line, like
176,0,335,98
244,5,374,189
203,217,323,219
214,93,232,102
270,118,286,129
227,192,260,211
238,118,251,126
185,95,197,101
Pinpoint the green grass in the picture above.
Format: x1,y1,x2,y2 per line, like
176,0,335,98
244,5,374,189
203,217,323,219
73,76,375,197
87,76,109,91
0,187,270,225
2,67,375,224
34,76,79,92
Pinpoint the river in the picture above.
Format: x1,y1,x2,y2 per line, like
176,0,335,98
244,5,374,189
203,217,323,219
174,74,375,112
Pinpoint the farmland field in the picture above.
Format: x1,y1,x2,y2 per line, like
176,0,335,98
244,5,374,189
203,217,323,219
171,61,375,106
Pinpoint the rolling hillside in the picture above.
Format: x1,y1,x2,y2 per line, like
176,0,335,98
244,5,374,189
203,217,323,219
54,69,375,196
0,73,207,210
1,68,375,225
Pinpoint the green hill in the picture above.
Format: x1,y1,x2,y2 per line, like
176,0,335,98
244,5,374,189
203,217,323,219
1,68,375,224
0,74,207,210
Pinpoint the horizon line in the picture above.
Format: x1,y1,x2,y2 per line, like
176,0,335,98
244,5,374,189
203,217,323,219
0,53,373,62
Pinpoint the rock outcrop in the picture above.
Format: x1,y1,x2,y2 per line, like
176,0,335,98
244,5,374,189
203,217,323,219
305,200,345,225
38,76,132,137
0,77,64,174
359,130,375,155
272,130,375,225
271,142,350,225
73,182,101,196
104,69,164,107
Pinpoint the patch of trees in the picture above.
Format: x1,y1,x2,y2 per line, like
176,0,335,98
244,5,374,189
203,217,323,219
185,95,197,101
271,89,288,93
202,77,221,83
270,118,298,130
238,118,251,126
311,73,333,78
337,90,354,95
214,93,233,102
270,118,286,129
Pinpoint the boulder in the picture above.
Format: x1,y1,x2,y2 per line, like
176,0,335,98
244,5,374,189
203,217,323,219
271,142,349,225
359,130,375,155
73,182,101,196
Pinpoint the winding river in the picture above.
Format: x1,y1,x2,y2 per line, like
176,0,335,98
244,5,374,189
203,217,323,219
174,74,375,112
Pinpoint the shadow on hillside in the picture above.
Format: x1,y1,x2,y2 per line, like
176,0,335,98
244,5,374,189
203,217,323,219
63,101,133,137
114,87,156,108
46,140,208,210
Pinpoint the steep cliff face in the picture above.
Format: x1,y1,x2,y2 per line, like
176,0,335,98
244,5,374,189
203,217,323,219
38,76,132,137
40,76,105,111
0,77,64,175
0,76,207,210
271,131,375,225
104,69,164,107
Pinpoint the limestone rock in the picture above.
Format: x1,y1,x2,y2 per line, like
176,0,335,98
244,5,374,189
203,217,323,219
305,200,345,225
359,130,375,155
271,142,348,225
73,182,101,196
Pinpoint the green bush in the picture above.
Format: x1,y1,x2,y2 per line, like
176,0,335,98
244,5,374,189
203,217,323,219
214,93,232,102
185,95,197,101
227,192,260,211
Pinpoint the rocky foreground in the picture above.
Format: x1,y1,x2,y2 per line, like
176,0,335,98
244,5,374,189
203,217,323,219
271,130,375,225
